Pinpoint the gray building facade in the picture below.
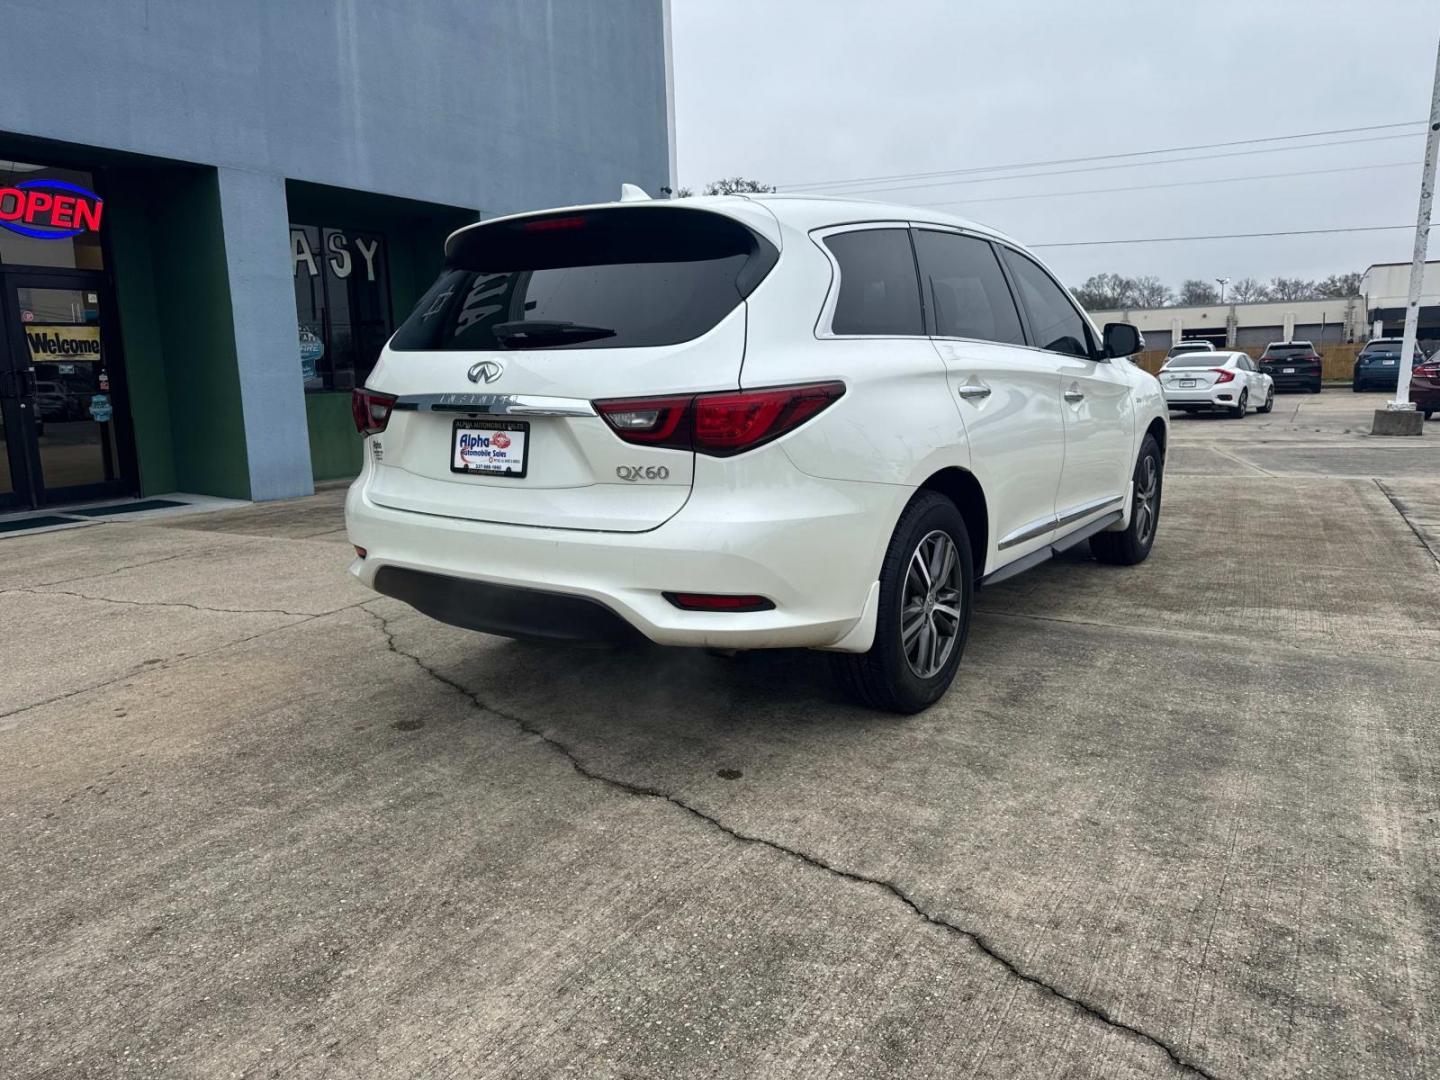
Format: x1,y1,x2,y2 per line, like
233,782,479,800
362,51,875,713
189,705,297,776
0,0,673,510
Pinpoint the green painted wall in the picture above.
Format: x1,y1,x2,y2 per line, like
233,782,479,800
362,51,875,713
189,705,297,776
106,166,249,499
105,173,176,496
306,392,361,481
150,170,251,498
287,180,473,482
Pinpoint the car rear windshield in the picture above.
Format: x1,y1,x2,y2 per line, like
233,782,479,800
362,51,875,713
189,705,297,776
1362,342,1403,354
1263,345,1315,357
1166,356,1225,368
389,207,777,351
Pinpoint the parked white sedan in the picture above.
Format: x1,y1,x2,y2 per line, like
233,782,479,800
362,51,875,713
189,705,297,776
1159,351,1273,417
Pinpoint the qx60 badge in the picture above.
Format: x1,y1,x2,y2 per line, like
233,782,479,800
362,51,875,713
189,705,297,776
616,464,670,482
468,360,504,384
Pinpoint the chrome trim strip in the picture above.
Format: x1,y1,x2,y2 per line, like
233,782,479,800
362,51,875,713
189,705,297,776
997,495,1124,551
1055,494,1124,529
392,393,597,417
997,514,1058,550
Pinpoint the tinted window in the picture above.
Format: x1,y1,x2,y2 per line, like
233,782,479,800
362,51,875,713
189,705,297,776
823,229,924,336
912,231,1025,345
1263,344,1316,357
390,207,773,351
1166,355,1225,369
1000,249,1093,357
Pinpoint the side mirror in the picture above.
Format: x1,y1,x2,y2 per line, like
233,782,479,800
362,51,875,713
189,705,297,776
1103,322,1143,358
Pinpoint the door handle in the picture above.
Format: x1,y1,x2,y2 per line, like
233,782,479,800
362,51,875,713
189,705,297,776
956,385,991,400
1064,386,1085,403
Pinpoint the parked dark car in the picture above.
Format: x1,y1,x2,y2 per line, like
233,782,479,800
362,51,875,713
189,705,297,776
1258,341,1323,393
1411,354,1440,419
1353,338,1408,392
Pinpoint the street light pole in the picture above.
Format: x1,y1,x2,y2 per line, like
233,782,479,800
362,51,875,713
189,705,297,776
1389,35,1440,414
1216,277,1230,304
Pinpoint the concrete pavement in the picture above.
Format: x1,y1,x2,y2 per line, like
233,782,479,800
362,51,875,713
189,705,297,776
2,392,1437,1079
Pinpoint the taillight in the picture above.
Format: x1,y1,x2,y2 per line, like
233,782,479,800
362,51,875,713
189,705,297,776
591,395,691,450
1212,369,1235,383
595,382,846,456
351,387,396,435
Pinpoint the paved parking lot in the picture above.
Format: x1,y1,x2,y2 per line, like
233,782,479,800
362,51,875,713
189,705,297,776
2,393,1438,1080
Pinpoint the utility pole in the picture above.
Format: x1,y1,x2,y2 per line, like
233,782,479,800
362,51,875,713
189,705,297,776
1375,33,1440,435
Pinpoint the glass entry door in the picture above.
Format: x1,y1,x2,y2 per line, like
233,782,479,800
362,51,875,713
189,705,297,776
0,271,134,509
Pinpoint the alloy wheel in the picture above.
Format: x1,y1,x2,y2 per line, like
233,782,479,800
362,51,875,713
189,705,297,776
1134,454,1159,545
901,530,964,679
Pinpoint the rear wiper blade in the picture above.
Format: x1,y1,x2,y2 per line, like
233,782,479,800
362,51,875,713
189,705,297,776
491,320,616,347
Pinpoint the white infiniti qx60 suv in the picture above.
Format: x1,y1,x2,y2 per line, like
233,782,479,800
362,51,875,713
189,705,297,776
345,193,1167,712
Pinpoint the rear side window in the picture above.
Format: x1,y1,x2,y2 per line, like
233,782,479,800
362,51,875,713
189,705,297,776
912,230,1025,345
823,228,924,336
999,249,1094,358
390,207,776,351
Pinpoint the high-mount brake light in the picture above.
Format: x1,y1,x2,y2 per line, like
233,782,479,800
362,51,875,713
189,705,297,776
522,216,587,232
351,387,397,435
594,382,846,456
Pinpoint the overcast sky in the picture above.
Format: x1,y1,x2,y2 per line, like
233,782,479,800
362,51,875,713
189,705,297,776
672,0,1440,290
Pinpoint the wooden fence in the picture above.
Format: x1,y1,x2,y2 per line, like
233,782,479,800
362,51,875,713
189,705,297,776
1132,344,1365,381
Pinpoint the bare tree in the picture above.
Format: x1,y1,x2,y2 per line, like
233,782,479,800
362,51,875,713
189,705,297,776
1178,279,1219,305
1072,273,1139,310
703,177,777,195
1266,277,1317,301
1315,271,1361,298
1229,277,1269,303
1130,275,1173,308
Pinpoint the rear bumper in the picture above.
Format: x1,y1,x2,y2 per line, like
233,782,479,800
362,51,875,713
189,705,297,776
345,451,900,652
372,566,645,643
1164,388,1237,409
1264,371,1321,390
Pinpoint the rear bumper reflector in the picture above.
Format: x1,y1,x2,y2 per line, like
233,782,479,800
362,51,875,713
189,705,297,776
663,592,775,612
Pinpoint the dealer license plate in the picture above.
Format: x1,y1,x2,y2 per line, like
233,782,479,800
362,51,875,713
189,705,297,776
451,419,529,478
1283,367,1295,373
1180,379,1196,388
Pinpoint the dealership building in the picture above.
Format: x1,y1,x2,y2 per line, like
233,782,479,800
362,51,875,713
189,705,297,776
0,1,673,513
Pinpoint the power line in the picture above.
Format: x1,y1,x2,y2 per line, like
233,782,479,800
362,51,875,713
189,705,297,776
1030,224,1423,249
779,120,1427,191
909,161,1417,209
820,133,1425,199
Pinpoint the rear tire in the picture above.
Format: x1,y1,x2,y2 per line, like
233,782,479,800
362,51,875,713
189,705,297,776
1310,381,1322,394
1425,409,1434,420
833,491,973,714
1258,387,1274,414
1352,381,1363,392
1230,390,1248,418
1090,435,1162,567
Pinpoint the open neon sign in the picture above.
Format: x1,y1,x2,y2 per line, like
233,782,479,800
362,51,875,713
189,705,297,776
0,179,104,240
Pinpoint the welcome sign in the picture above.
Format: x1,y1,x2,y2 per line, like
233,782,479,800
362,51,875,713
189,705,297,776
26,325,102,363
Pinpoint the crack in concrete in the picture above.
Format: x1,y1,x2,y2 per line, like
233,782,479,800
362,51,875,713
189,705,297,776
1,584,330,618
362,604,1219,1080
1374,479,1440,569
10,550,203,591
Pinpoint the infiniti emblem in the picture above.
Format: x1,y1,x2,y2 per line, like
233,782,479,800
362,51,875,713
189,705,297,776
468,360,504,384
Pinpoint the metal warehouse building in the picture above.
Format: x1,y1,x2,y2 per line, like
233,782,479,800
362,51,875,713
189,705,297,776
0,0,674,513
1088,260,1440,354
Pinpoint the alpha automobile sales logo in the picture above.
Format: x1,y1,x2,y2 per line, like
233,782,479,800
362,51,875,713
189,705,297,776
0,179,104,240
